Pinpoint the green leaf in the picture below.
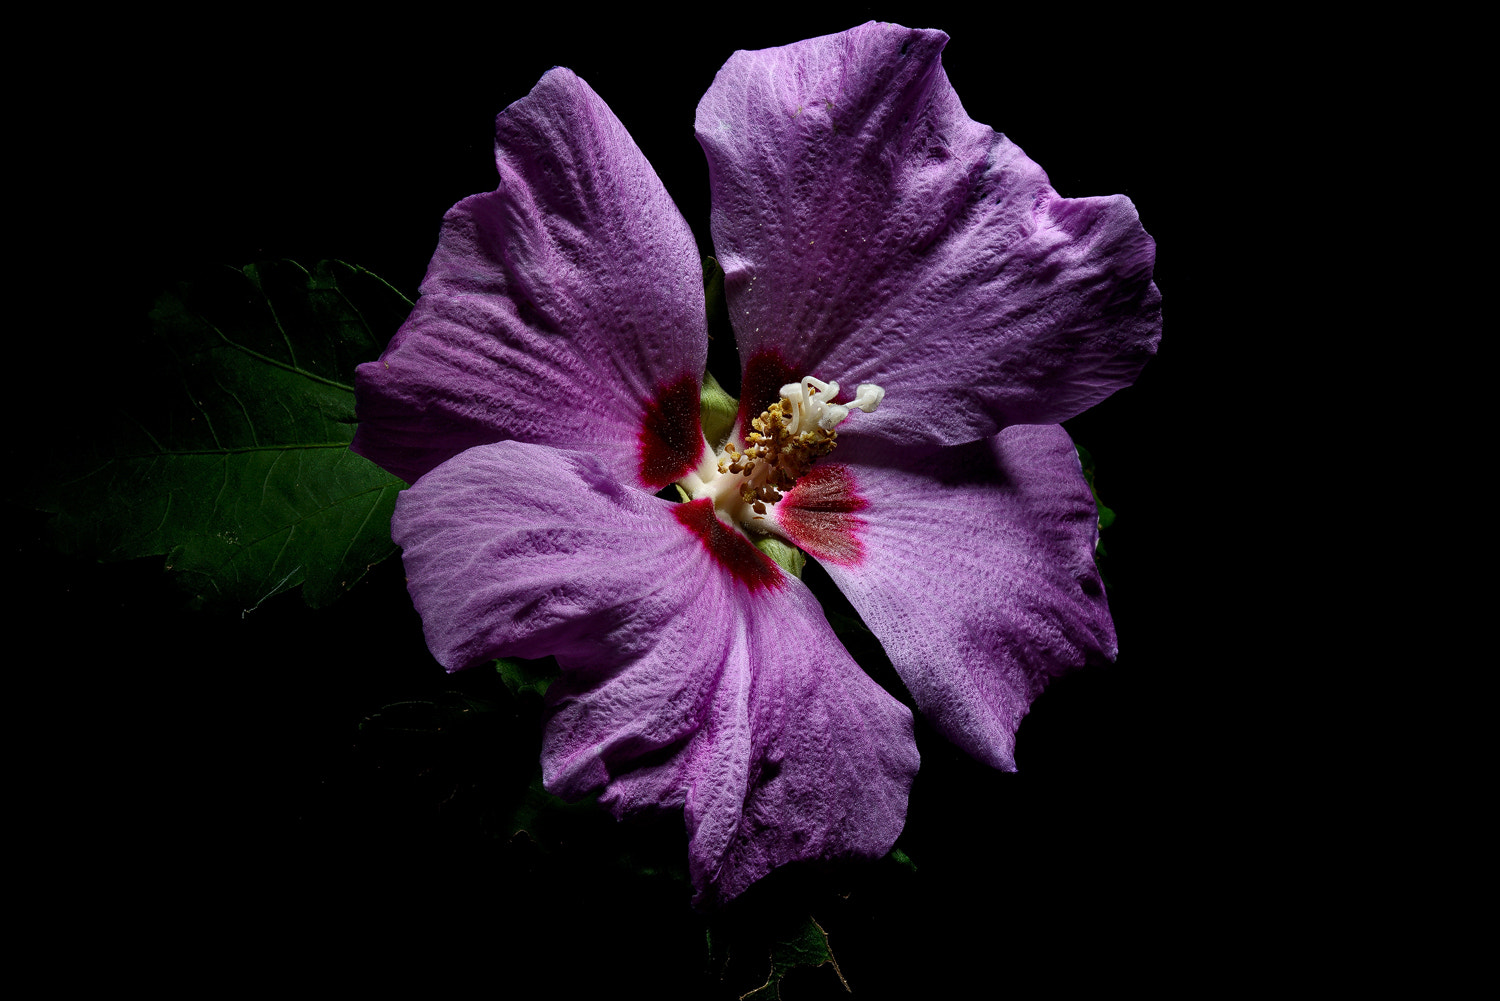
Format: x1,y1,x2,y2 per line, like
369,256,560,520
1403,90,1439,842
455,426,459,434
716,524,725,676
1075,443,1114,591
738,915,848,1000
823,608,871,636
1075,443,1116,532
358,691,501,737
501,771,691,885
26,260,410,611
496,656,559,699
503,773,599,844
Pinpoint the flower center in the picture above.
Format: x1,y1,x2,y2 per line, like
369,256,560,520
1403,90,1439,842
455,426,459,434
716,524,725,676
682,375,882,531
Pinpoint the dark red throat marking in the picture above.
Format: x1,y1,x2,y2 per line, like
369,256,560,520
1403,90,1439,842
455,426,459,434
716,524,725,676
638,374,705,488
673,498,783,593
736,350,801,436
777,464,867,567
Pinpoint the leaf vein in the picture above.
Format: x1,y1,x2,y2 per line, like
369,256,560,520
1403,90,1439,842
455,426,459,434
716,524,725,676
212,452,230,522
220,478,400,562
339,480,387,573
152,490,174,538
182,381,224,450
260,448,286,509
200,315,355,393
112,443,352,459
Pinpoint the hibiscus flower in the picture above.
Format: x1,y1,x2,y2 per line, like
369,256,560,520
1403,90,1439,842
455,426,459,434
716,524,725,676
352,22,1161,908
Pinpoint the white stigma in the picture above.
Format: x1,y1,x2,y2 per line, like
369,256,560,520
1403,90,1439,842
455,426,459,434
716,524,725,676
777,377,884,434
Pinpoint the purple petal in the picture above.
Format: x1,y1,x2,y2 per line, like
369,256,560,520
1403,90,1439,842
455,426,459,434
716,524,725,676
392,441,917,907
696,23,1161,441
771,426,1114,770
355,68,707,488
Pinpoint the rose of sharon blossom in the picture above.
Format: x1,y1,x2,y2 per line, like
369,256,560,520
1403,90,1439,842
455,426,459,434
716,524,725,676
353,22,1160,908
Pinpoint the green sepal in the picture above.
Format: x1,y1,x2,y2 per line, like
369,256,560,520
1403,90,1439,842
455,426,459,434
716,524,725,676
700,368,739,453
23,260,409,611
754,535,806,579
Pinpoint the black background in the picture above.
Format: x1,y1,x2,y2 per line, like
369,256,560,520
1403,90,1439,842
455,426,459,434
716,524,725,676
23,9,1278,996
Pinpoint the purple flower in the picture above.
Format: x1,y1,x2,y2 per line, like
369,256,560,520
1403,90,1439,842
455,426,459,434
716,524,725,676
353,22,1160,908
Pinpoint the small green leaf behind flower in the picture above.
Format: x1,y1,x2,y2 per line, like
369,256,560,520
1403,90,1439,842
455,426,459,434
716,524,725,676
737,915,848,1000
1075,442,1114,589
1075,443,1116,535
22,260,410,611
496,656,559,699
708,906,853,1001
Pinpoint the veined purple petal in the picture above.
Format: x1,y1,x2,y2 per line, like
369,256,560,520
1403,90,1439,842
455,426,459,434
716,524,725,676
696,22,1161,442
355,68,707,489
773,426,1114,770
392,441,917,907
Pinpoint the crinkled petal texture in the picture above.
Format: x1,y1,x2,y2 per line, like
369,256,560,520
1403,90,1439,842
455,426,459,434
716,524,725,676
355,68,707,490
771,425,1114,771
392,441,918,908
696,22,1161,441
